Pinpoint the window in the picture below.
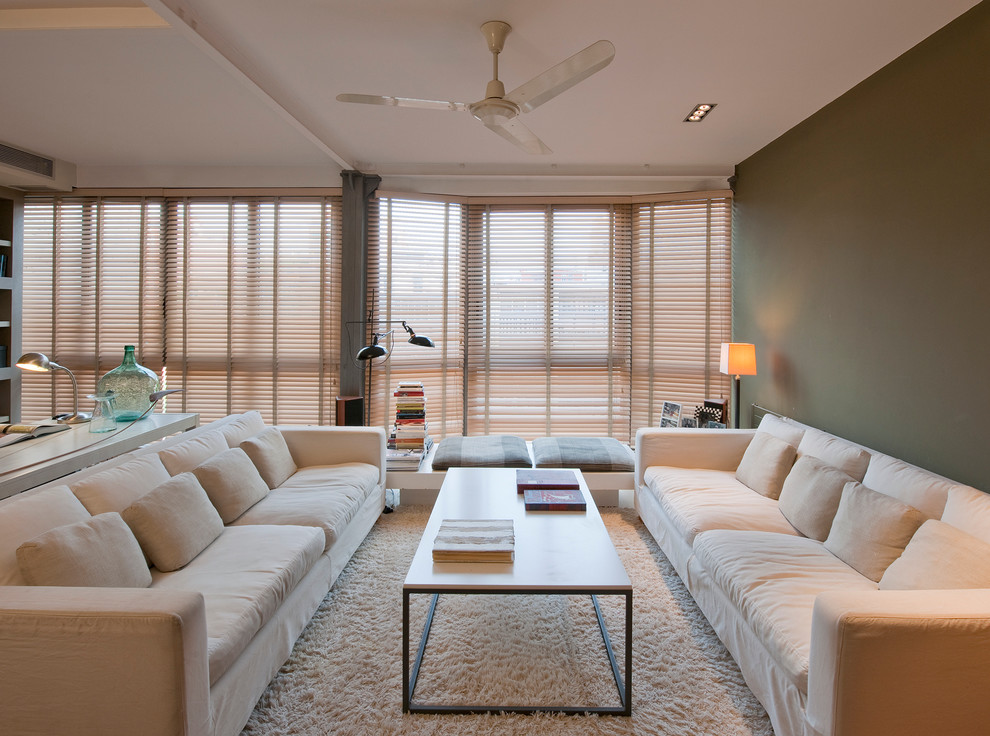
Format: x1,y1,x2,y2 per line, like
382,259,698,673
22,194,342,425
370,192,731,442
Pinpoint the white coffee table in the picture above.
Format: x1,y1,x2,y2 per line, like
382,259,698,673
402,467,632,715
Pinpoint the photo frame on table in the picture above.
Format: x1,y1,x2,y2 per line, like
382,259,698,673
680,416,697,428
706,421,727,429
660,401,682,428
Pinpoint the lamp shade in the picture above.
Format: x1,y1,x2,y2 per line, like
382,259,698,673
719,343,757,376
16,352,56,372
356,342,388,361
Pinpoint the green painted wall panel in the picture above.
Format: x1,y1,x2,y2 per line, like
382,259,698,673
733,1,990,489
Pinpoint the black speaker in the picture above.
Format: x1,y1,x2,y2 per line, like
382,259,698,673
336,396,364,426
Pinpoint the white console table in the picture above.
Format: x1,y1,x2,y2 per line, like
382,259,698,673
0,413,199,500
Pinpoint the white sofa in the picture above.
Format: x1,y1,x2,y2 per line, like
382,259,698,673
0,412,386,736
636,414,990,736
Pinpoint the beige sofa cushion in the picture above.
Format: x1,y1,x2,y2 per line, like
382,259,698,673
777,456,855,541
70,453,172,515
880,519,990,590
192,447,270,523
219,410,267,448
797,428,871,481
17,512,152,588
824,482,927,582
646,467,799,546
735,431,797,499
0,486,91,586
150,524,324,685
941,485,990,544
230,462,379,551
692,529,877,693
240,427,297,489
121,473,223,572
158,431,229,476
862,452,955,519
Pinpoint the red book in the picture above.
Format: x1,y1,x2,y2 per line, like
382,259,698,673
515,468,580,494
523,488,587,511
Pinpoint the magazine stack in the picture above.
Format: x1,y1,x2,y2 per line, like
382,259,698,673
385,381,433,471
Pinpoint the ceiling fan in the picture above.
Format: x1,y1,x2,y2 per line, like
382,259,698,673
336,21,615,155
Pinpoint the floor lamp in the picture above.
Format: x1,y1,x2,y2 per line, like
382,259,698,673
719,343,757,429
356,321,435,426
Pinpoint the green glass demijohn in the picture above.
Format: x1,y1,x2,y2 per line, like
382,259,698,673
96,345,160,421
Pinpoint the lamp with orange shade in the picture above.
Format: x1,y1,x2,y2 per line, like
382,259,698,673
719,343,757,429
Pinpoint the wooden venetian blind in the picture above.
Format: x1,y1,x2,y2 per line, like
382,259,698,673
21,194,342,425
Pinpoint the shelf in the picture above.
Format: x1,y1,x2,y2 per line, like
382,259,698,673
0,321,10,328
0,240,10,248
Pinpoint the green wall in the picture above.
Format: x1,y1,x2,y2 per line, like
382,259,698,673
733,0,990,490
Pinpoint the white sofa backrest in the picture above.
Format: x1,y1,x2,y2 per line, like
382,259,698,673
757,414,805,447
863,453,958,519
70,454,172,515
797,428,871,482
0,486,91,585
158,431,229,476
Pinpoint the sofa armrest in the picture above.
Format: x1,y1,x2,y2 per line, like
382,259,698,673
635,427,755,487
808,589,990,736
277,425,387,485
0,586,211,736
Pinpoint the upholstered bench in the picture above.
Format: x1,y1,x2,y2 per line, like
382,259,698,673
394,434,635,506
532,436,635,473
431,435,532,470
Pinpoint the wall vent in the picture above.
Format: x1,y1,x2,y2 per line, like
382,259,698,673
0,142,54,178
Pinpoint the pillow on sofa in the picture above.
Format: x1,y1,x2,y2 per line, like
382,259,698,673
121,473,223,572
880,519,990,590
824,482,927,582
797,428,871,481
0,486,91,586
158,431,229,476
192,447,270,523
777,455,855,541
941,485,990,545
863,452,956,520
219,411,267,448
70,453,172,515
735,431,797,499
16,512,151,588
240,427,297,489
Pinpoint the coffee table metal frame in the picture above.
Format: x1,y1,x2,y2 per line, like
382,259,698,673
401,467,633,716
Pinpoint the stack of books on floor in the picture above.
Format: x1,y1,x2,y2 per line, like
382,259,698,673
386,381,433,471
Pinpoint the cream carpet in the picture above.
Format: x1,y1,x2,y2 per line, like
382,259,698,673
241,505,773,735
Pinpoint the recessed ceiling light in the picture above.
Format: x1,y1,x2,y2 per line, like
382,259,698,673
684,103,717,122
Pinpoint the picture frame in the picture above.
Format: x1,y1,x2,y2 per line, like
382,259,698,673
660,400,682,428
680,416,697,428
705,420,727,429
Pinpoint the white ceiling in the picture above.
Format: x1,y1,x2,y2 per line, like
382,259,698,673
0,0,980,195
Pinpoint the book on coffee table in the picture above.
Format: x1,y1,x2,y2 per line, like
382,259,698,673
523,488,587,511
515,468,580,494
432,519,515,562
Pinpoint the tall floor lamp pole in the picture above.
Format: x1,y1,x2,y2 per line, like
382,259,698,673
719,343,757,429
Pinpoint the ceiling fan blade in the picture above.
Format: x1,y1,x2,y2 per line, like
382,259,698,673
336,93,469,113
505,39,615,113
484,118,552,155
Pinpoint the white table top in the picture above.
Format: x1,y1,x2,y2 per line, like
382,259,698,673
0,413,199,500
404,467,631,593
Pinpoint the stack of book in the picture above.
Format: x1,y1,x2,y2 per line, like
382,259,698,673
386,381,433,471
432,518,515,562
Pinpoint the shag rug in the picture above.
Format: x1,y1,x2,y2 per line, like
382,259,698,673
241,505,773,735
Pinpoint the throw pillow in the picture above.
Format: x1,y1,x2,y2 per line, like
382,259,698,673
121,473,223,572
192,447,270,523
16,512,152,588
796,428,871,481
219,411,267,448
863,452,957,520
824,482,927,582
777,455,855,541
940,485,990,545
735,431,798,499
239,427,297,489
755,414,805,448
880,519,990,590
